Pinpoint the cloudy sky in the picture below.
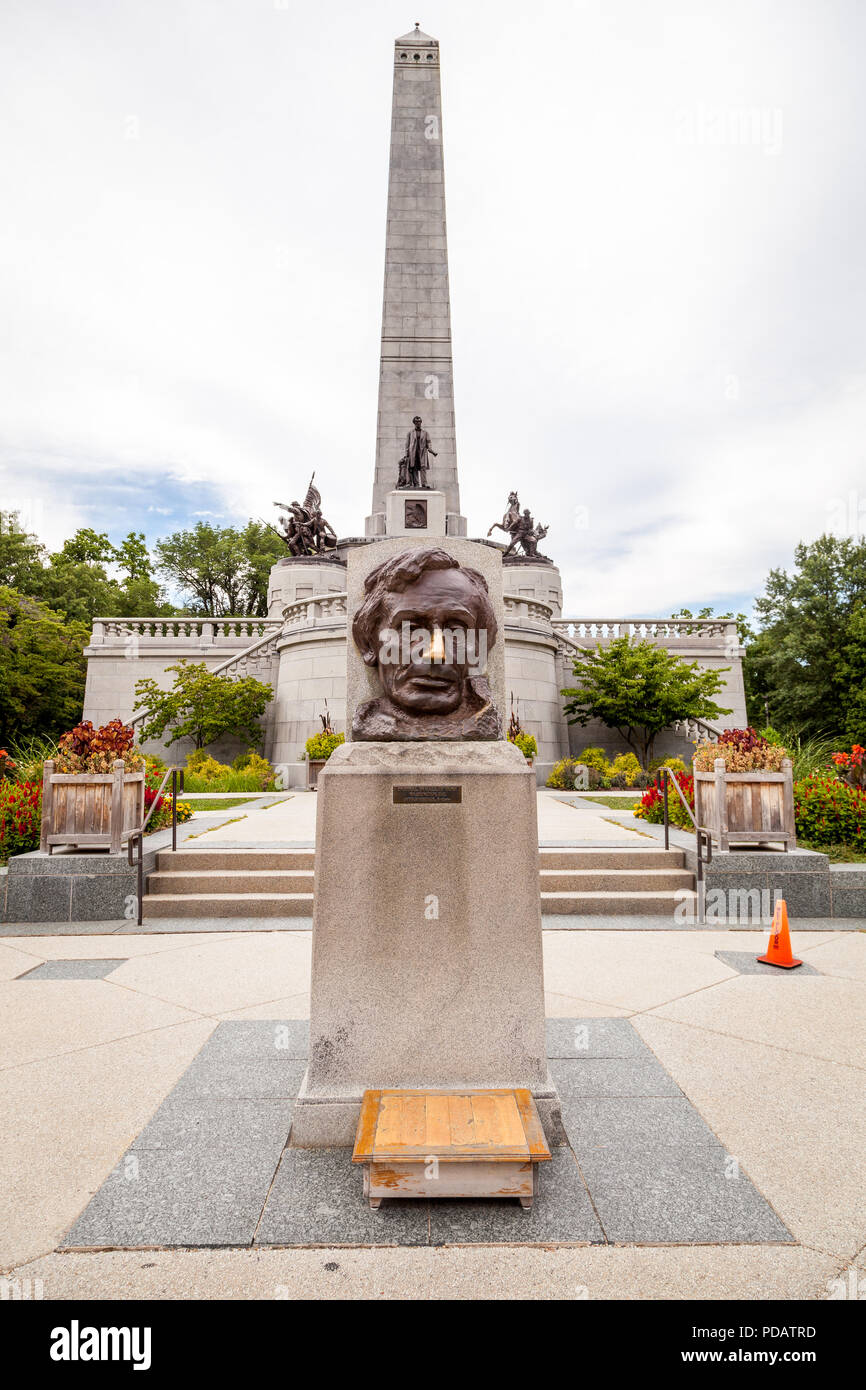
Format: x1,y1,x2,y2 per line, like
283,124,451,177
2,0,864,617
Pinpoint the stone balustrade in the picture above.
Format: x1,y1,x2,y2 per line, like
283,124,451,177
89,617,282,646
503,594,555,623
553,618,738,641
670,717,721,743
281,594,349,627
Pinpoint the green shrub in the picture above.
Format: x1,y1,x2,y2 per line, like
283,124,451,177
304,731,345,762
181,751,276,793
546,757,581,790
649,755,689,775
758,725,786,747
185,755,231,783
611,753,642,785
509,732,537,761
576,746,609,774
793,774,866,851
239,752,275,790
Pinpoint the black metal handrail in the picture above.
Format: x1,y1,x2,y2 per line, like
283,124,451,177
656,766,712,925
127,767,183,927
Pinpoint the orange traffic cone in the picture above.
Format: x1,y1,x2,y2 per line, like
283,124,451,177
757,900,803,969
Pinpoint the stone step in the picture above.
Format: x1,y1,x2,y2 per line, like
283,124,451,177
140,893,314,918
156,848,315,871
539,868,694,892
148,870,315,895
538,847,684,870
140,846,697,918
541,890,696,915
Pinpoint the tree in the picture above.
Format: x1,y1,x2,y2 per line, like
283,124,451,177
561,636,732,768
0,513,47,595
0,587,89,743
33,528,173,624
746,534,866,742
155,521,284,617
240,520,290,617
110,532,174,617
133,662,274,750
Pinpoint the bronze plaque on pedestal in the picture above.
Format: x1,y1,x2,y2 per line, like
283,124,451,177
393,785,462,805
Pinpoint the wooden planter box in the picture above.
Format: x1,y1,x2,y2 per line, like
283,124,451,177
307,758,327,789
40,759,145,854
693,757,796,852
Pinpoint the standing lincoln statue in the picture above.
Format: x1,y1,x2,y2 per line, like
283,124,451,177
397,415,437,489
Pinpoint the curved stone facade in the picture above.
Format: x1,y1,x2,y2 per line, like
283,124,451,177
83,562,747,784
267,555,348,618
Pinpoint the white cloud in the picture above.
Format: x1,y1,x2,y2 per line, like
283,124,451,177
2,0,864,614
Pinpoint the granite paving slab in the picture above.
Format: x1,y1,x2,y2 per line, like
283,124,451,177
194,1019,310,1061
16,958,128,980
562,1096,720,1150
167,1057,308,1101
131,1098,294,1154
575,1146,793,1244
61,1018,795,1250
714,950,820,976
546,1017,647,1058
63,1148,278,1249
427,1147,604,1245
255,1147,430,1247
550,1056,683,1099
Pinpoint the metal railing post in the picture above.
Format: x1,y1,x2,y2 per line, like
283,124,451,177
137,834,143,927
662,773,669,850
696,830,705,925
171,770,178,852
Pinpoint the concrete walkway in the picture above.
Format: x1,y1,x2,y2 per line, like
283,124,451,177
1,925,864,1299
192,789,646,847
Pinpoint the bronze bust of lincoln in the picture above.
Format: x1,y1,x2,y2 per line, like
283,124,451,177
351,547,502,741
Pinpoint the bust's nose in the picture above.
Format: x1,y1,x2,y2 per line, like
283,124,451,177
419,623,446,663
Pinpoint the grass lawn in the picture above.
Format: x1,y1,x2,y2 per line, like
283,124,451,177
185,796,260,811
573,794,642,810
182,773,276,793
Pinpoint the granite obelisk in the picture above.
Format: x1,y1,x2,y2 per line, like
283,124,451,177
365,25,466,539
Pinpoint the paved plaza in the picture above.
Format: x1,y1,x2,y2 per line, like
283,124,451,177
1,791,863,1301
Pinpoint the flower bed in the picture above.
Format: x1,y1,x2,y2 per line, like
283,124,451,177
0,781,41,864
634,772,695,830
793,772,866,851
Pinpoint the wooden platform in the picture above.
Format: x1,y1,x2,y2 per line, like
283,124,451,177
352,1089,551,1209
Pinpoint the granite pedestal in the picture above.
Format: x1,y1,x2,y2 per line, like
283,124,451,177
289,740,562,1146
